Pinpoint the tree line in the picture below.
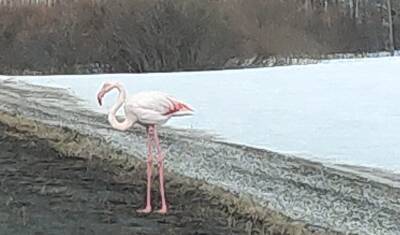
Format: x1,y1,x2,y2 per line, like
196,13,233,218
0,0,398,74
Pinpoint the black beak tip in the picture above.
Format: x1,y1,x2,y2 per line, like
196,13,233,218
97,97,102,106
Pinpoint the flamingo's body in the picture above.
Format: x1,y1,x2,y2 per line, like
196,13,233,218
126,91,193,126
97,81,193,214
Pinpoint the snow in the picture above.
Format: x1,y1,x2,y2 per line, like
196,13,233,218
5,56,400,171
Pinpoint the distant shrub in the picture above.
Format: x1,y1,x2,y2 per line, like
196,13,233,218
0,0,397,74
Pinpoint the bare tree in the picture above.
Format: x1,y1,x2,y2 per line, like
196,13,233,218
387,0,395,55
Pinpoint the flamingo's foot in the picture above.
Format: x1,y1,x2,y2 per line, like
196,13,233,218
156,207,168,214
137,206,152,214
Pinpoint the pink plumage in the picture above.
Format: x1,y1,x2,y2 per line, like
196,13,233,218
97,81,193,214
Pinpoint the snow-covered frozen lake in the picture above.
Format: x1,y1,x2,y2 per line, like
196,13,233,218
7,56,400,171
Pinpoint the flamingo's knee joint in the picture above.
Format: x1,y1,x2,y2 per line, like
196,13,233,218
157,157,165,167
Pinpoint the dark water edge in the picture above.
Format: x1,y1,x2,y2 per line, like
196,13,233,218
4,51,399,76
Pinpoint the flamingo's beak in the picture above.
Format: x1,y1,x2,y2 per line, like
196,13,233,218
97,92,104,106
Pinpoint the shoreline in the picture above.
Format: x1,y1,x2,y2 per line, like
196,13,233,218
0,79,399,234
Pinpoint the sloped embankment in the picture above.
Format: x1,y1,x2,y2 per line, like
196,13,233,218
0,78,399,234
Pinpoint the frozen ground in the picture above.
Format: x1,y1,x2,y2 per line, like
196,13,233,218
5,56,400,171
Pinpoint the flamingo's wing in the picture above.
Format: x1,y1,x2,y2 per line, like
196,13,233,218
127,91,192,116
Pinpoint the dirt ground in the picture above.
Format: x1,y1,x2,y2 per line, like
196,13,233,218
0,124,252,235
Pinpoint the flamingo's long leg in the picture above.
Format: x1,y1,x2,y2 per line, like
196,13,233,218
153,127,168,214
137,125,154,213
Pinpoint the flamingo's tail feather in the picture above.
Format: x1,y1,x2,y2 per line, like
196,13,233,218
165,101,194,116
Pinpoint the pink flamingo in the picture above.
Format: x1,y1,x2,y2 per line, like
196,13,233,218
96,81,193,214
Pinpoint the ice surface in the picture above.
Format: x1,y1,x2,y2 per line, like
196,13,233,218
6,56,400,171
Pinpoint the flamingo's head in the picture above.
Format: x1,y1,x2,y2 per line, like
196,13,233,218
97,82,115,106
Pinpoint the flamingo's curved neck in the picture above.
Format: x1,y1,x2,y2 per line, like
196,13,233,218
108,83,133,131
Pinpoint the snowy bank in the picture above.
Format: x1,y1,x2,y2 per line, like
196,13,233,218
14,55,400,172
0,79,399,234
